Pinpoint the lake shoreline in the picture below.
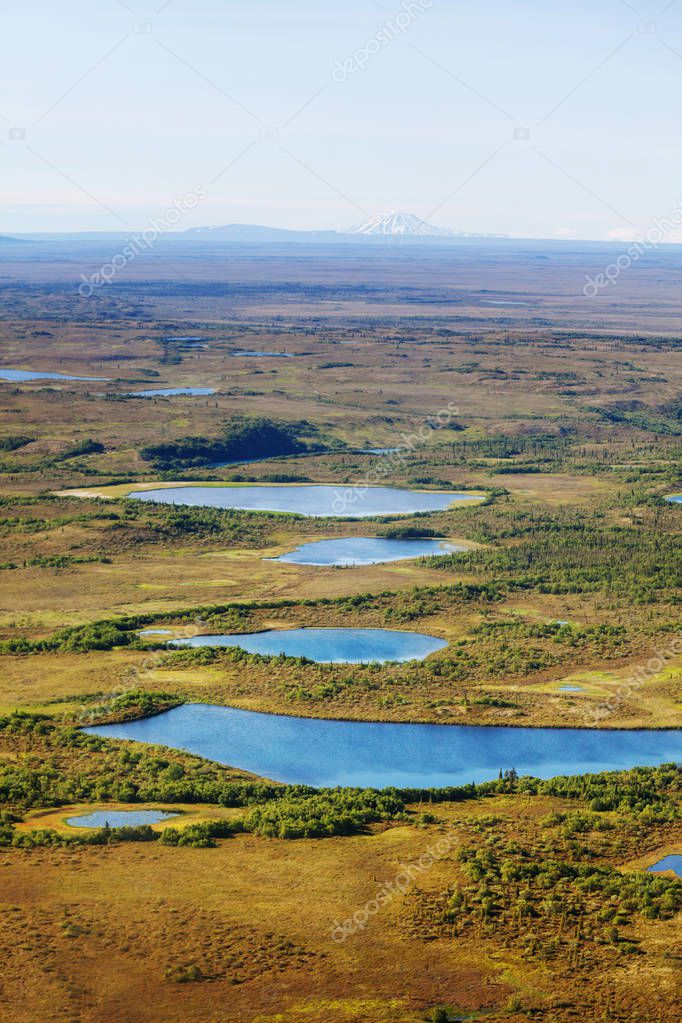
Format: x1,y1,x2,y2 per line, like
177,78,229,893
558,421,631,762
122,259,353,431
84,696,682,733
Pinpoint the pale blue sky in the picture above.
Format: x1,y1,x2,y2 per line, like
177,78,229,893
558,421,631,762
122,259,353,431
1,0,681,238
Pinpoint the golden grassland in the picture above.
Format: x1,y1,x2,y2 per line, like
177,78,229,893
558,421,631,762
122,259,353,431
1,795,680,1023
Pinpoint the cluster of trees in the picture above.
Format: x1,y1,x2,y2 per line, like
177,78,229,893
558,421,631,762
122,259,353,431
444,837,682,960
0,435,34,452
430,505,682,603
243,789,404,839
140,416,321,470
0,620,138,655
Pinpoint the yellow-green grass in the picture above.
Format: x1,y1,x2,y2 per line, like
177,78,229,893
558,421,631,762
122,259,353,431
0,794,678,1023
0,540,472,628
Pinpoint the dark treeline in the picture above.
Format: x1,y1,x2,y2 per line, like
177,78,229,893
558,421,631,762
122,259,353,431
140,416,322,470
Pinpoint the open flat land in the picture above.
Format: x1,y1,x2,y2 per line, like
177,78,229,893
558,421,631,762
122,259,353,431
0,239,680,1023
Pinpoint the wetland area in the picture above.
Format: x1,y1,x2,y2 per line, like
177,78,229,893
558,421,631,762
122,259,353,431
0,238,680,1023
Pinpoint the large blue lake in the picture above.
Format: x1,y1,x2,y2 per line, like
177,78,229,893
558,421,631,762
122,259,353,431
275,537,464,566
85,705,682,788
128,484,479,518
129,387,216,397
0,368,107,382
170,627,447,663
667,495,681,504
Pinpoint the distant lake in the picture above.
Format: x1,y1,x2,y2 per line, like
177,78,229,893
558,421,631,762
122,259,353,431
66,809,178,828
231,350,295,358
0,368,108,382
85,705,682,789
128,484,480,518
667,495,681,504
275,537,464,566
170,627,447,663
647,855,682,877
128,387,216,397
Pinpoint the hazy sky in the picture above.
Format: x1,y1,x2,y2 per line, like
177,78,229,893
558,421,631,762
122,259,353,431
1,0,682,238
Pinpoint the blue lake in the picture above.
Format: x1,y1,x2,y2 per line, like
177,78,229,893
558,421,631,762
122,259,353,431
558,685,584,693
129,387,216,397
66,809,178,828
85,705,682,788
0,368,107,382
170,627,447,663
128,484,479,518
647,855,682,877
667,495,681,504
275,537,464,566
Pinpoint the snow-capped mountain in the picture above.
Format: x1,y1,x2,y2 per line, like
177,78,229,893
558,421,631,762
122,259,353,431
347,212,458,237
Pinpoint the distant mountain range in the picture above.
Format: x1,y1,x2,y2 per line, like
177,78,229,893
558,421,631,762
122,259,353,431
184,211,506,242
4,212,506,245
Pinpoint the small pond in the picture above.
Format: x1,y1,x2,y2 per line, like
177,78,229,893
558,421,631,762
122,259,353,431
66,809,178,829
129,387,216,397
128,484,479,518
85,705,682,789
231,350,294,358
647,855,682,877
275,537,464,566
667,495,681,504
170,627,447,663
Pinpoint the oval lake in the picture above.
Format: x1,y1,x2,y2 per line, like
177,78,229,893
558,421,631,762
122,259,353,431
170,627,447,663
128,484,480,518
275,537,464,566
